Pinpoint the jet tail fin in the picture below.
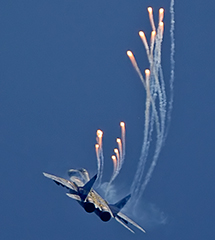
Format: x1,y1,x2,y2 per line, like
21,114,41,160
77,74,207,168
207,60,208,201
83,174,97,193
109,194,131,216
78,174,97,201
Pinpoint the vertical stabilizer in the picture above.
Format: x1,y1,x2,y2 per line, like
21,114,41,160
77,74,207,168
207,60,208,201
109,194,131,216
78,174,97,201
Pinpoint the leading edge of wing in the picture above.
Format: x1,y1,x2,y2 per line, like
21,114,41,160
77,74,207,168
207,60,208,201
116,211,146,233
43,172,77,191
115,216,135,233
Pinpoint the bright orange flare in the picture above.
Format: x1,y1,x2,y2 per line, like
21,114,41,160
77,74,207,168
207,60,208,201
159,22,164,27
120,122,125,127
114,148,120,165
127,50,145,83
111,155,117,171
95,144,99,158
159,8,164,14
114,148,119,154
116,138,122,149
116,138,122,160
97,129,103,138
147,7,153,14
96,129,103,149
127,52,135,63
147,7,156,31
145,69,150,76
127,50,136,67
139,31,145,38
150,31,156,55
145,69,150,92
159,8,164,23
127,50,133,58
159,22,164,36
127,49,145,85
139,31,149,54
151,31,156,42
120,122,125,158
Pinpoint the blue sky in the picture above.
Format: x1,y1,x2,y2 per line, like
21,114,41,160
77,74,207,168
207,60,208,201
0,0,215,239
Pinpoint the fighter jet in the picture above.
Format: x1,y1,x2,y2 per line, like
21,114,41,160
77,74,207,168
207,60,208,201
43,168,145,233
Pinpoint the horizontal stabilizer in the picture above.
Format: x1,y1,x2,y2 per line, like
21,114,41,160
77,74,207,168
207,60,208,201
115,216,135,233
109,194,131,216
117,212,146,233
66,193,81,201
114,194,131,210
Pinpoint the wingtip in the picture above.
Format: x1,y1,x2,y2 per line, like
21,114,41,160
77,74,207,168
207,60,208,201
43,172,53,179
116,212,146,233
127,193,131,200
137,225,146,233
43,172,51,176
93,174,97,179
115,216,135,233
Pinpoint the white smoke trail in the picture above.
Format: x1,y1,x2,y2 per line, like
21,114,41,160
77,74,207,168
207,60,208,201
165,0,175,140
105,123,126,197
120,122,126,170
128,47,162,199
95,0,175,206
139,0,175,200
95,130,104,187
130,1,175,203
130,10,164,200
131,80,152,197
95,149,103,187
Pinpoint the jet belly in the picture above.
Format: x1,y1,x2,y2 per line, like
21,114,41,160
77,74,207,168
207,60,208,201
88,190,113,222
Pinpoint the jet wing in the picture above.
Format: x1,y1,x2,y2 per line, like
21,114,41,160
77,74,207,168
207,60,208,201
116,211,146,233
108,194,145,233
43,172,78,192
66,193,81,201
68,168,90,183
115,216,135,233
67,186,144,233
67,187,144,233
